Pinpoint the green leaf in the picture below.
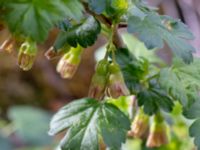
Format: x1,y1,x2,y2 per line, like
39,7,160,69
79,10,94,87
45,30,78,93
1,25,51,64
189,119,200,149
49,98,130,150
115,48,149,94
54,16,101,50
88,0,128,17
61,0,83,21
8,106,52,146
4,0,83,42
173,58,200,89
137,88,174,115
183,99,200,119
60,108,99,150
99,103,130,150
49,98,98,135
128,13,195,63
158,68,188,106
129,0,157,20
88,0,106,14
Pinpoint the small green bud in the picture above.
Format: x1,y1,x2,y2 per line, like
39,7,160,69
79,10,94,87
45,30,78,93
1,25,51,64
88,59,109,100
130,108,149,138
18,39,37,71
56,45,83,79
146,114,169,148
107,63,130,98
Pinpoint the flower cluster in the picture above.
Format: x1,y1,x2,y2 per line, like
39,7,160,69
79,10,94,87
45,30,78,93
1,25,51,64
129,110,169,148
88,60,129,100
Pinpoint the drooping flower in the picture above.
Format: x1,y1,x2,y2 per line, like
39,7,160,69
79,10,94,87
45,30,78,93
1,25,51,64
88,59,109,100
107,62,130,98
146,114,169,148
56,45,83,79
18,39,37,71
129,108,149,138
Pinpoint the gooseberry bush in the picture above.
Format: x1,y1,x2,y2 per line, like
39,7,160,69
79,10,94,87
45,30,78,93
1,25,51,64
0,0,200,150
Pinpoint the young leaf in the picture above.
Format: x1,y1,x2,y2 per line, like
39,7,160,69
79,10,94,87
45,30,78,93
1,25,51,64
49,98,130,150
3,0,83,42
128,13,195,63
137,88,174,115
54,16,101,51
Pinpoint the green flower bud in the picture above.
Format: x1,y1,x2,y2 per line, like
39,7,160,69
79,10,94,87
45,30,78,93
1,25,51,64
56,45,83,79
130,108,149,138
146,114,169,148
18,39,37,71
107,63,130,98
88,59,109,100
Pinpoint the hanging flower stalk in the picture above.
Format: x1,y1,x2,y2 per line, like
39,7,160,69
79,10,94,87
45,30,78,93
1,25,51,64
18,38,37,71
56,45,83,79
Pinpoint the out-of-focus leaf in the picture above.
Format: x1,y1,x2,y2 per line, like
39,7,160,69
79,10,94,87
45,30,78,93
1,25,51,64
121,33,163,64
107,96,131,115
0,135,13,150
8,106,52,146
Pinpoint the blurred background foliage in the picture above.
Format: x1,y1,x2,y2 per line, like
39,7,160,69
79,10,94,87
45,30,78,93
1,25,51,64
0,0,200,150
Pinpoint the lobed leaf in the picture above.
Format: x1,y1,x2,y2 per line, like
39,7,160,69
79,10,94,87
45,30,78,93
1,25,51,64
49,98,130,150
53,16,101,51
137,88,174,115
3,0,83,42
158,68,188,106
128,13,195,63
